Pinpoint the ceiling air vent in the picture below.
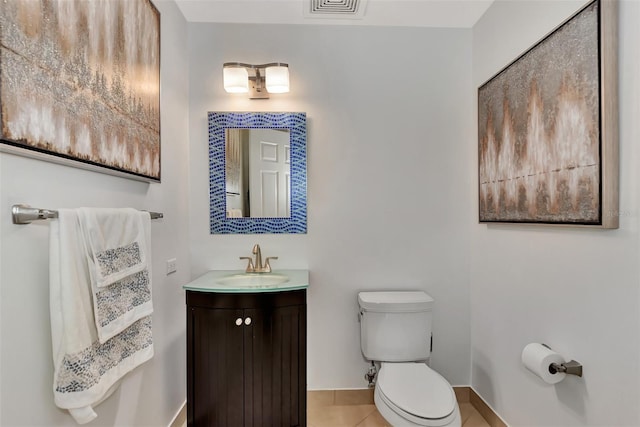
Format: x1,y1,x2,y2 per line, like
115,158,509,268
304,0,369,19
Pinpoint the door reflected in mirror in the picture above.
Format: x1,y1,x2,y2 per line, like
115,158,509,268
226,128,291,218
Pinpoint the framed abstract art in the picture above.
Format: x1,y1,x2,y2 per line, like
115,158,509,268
0,0,161,182
478,0,618,228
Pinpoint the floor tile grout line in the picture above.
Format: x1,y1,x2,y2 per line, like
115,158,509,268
354,406,378,427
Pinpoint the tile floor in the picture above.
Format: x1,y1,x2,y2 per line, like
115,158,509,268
177,389,493,427
307,389,491,427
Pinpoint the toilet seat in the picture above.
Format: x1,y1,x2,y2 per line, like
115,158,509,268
376,363,457,427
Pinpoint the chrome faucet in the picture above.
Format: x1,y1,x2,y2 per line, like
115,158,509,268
240,244,278,273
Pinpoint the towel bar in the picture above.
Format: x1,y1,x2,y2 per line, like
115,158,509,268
11,204,164,225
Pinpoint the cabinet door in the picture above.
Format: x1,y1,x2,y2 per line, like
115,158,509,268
189,307,245,426
244,304,306,427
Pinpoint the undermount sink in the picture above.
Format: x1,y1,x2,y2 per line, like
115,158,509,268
216,273,290,287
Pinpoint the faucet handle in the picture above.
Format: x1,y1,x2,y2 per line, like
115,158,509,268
239,256,255,273
264,256,278,273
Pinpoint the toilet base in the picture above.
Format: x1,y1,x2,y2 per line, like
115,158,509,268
374,386,461,427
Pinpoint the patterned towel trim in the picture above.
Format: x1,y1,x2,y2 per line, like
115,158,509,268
95,269,151,328
95,241,143,278
56,316,153,394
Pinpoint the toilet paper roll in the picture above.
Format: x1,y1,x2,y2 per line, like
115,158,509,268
521,343,566,384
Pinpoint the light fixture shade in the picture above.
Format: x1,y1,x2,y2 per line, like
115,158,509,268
265,65,290,93
223,67,249,93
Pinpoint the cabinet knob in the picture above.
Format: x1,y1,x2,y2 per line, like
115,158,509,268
244,317,252,325
235,318,243,326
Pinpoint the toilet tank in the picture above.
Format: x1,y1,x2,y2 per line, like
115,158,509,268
358,291,434,362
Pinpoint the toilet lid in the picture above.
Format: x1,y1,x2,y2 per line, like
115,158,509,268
377,363,456,421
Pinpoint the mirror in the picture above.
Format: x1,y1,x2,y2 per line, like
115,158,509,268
225,128,291,218
208,112,307,234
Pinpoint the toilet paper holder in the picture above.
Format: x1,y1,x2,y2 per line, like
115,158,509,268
542,344,583,377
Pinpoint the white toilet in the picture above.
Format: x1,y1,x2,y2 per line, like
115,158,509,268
358,291,461,427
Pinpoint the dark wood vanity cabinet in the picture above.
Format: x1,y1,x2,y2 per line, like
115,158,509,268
186,289,307,427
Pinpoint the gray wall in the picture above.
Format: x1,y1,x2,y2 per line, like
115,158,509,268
187,23,474,388
471,0,640,425
0,1,190,425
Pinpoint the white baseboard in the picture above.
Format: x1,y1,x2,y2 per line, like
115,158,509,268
168,400,186,427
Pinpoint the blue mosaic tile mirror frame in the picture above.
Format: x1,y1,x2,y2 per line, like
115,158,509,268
208,112,307,234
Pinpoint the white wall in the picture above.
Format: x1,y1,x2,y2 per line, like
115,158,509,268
0,1,190,425
188,23,473,388
471,1,640,425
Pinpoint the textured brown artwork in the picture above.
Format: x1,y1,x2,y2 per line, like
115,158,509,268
478,1,599,224
0,0,160,181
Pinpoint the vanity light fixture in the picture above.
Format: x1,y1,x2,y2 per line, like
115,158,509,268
223,62,289,99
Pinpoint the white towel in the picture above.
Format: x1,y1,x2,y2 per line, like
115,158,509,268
77,208,153,343
50,209,154,424
77,208,148,288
